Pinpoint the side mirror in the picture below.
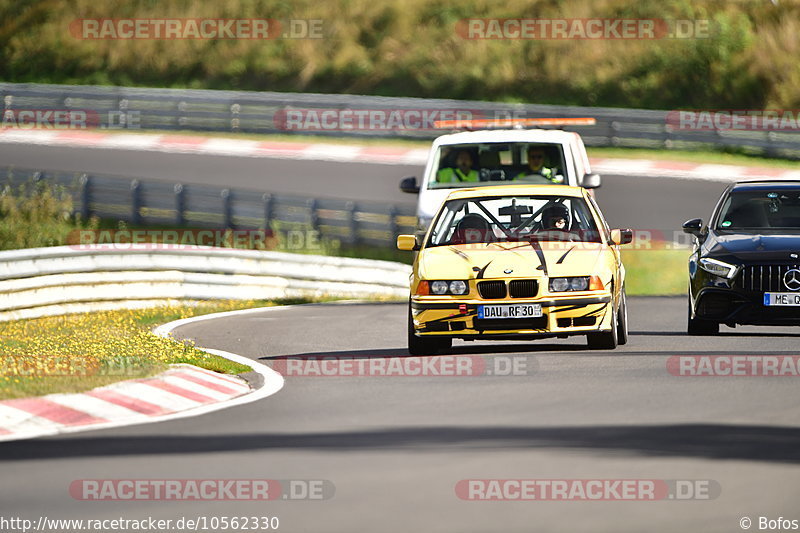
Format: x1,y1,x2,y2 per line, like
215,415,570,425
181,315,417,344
397,234,420,251
682,218,704,237
610,228,633,245
582,173,601,189
400,176,420,194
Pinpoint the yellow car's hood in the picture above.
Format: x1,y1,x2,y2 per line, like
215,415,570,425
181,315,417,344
418,241,608,279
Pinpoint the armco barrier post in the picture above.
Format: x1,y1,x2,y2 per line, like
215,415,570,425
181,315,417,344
79,174,91,220
174,183,185,226
221,188,233,228
346,201,358,245
307,198,319,232
263,193,274,229
130,179,142,225
388,205,398,240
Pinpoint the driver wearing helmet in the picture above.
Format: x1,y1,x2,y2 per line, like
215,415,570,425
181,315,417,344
539,203,574,241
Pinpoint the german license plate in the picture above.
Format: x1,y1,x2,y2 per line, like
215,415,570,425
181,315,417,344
478,304,542,319
764,293,800,306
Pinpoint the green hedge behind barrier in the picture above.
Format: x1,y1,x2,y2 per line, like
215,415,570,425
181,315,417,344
0,0,796,110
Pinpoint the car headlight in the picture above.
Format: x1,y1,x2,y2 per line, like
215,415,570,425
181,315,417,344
427,280,469,295
449,280,468,295
699,258,739,279
570,277,589,291
549,276,594,292
431,281,449,295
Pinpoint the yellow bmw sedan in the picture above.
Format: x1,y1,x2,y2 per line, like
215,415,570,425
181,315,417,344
397,184,632,354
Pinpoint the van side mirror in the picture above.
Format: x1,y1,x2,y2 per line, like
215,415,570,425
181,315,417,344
583,173,601,189
400,176,420,194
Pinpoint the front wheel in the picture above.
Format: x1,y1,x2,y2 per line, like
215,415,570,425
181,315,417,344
687,299,719,336
587,301,618,350
616,288,629,346
408,306,452,355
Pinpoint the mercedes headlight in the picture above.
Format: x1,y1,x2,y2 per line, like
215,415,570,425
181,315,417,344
699,258,739,279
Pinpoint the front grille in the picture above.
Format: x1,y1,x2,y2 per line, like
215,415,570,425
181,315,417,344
736,264,800,292
473,316,548,330
509,279,538,298
478,280,506,299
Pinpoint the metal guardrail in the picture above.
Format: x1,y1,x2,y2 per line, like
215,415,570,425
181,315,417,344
3,82,800,158
0,245,411,321
1,166,417,248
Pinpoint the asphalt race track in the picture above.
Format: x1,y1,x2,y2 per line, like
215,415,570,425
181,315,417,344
2,299,800,532
1,145,798,532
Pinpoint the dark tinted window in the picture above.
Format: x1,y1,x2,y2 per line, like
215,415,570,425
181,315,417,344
717,189,800,230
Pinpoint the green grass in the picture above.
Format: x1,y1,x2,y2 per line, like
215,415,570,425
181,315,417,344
622,248,689,296
0,298,321,400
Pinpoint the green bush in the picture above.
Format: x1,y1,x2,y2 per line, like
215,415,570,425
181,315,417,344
0,179,98,250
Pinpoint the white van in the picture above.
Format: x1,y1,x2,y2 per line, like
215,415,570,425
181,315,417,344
400,128,601,230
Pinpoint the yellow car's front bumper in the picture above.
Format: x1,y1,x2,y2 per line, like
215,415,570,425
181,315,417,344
411,293,613,339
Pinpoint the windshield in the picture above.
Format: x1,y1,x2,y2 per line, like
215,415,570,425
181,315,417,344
716,189,800,231
427,142,567,189
427,195,602,247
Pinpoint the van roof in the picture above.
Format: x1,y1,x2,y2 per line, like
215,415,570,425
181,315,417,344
433,129,580,146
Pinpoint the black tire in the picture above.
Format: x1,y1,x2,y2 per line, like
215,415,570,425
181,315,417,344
616,288,629,346
587,300,618,350
408,306,452,355
687,299,719,336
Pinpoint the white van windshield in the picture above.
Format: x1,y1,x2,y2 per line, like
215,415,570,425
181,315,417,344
428,142,567,189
